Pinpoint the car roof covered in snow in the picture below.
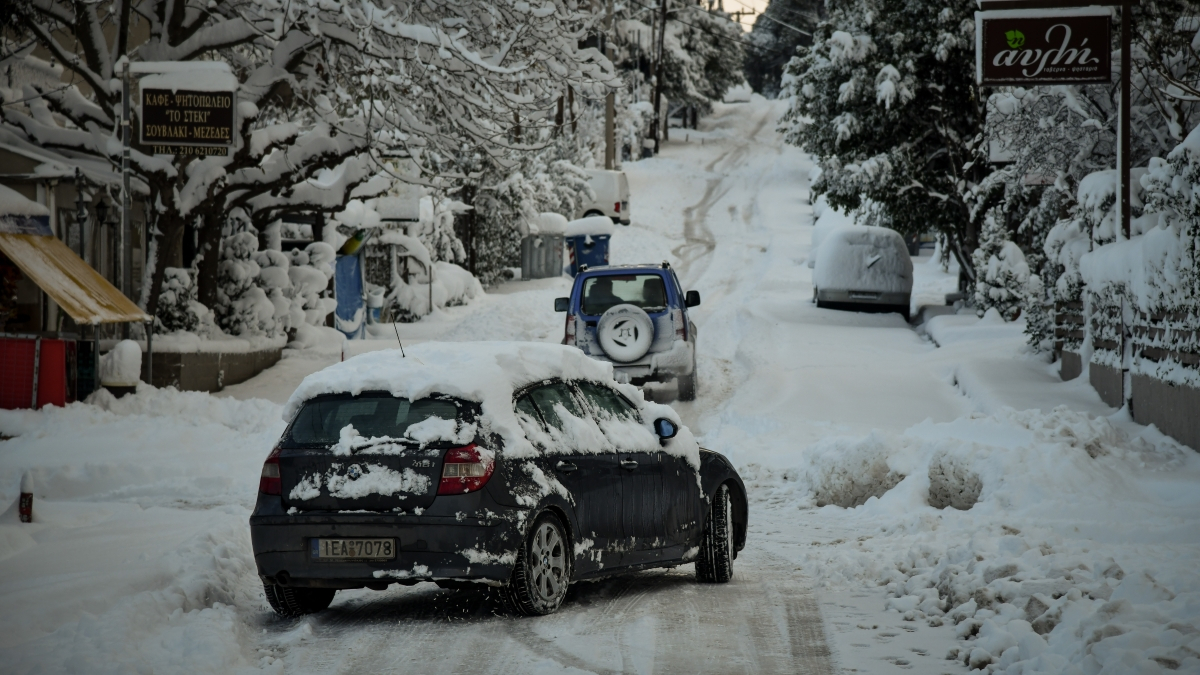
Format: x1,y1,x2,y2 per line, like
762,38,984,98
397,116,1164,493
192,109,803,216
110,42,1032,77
285,342,614,423
284,341,697,463
578,264,671,275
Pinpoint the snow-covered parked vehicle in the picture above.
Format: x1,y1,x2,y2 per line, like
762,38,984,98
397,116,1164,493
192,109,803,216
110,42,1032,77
580,169,631,225
555,263,701,400
249,343,745,617
812,225,913,320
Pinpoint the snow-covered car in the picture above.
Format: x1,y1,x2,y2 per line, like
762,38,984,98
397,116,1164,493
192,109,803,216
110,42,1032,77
579,169,631,225
555,263,701,400
249,343,746,617
812,225,913,320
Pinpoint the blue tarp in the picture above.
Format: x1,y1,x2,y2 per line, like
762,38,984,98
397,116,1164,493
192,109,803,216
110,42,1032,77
334,254,365,339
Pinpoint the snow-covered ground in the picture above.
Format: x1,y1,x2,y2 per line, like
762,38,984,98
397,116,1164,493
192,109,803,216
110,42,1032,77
2,96,1198,675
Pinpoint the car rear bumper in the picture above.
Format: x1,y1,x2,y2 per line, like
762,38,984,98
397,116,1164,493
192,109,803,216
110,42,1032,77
249,513,521,587
816,289,911,307
609,340,694,383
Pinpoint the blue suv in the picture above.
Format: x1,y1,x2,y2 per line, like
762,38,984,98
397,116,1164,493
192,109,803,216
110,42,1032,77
554,262,701,400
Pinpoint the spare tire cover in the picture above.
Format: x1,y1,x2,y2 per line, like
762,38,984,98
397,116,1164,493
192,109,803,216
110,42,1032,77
597,304,655,363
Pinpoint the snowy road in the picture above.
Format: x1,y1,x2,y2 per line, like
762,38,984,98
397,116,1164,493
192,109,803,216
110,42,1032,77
257,98,844,675
4,95,1198,675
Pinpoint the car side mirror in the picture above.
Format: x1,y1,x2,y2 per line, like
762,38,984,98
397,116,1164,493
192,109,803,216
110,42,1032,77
554,297,569,312
653,418,678,443
685,290,701,308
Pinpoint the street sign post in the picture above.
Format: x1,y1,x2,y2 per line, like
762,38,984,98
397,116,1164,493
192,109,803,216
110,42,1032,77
140,88,236,149
975,8,1111,85
974,0,1136,410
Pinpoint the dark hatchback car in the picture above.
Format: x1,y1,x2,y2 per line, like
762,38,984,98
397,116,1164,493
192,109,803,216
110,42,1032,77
250,343,746,617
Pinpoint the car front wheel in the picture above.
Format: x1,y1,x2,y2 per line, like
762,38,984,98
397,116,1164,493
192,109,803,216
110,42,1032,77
502,512,571,615
696,484,735,583
263,583,336,617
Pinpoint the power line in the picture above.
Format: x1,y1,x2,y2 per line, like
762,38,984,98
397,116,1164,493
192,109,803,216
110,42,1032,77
624,0,790,56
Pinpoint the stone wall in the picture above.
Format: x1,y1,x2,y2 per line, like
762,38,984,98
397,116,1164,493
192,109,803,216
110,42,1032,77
1062,350,1199,452
149,348,282,392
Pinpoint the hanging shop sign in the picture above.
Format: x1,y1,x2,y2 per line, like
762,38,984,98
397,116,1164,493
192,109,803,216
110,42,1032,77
140,86,236,148
975,8,1111,85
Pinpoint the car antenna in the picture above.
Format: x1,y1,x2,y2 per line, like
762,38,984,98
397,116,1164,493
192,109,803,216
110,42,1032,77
392,322,406,357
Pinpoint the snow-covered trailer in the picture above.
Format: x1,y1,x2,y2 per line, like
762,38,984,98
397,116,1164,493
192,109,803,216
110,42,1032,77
0,185,149,408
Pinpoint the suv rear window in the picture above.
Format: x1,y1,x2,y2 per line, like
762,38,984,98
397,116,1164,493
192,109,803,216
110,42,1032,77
581,274,668,315
288,394,463,446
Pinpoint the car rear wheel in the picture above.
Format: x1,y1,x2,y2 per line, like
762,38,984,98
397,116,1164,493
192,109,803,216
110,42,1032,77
263,583,336,617
583,209,605,218
502,512,571,616
696,484,734,583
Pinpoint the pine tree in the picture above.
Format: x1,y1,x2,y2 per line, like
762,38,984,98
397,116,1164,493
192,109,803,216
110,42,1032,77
972,215,1030,321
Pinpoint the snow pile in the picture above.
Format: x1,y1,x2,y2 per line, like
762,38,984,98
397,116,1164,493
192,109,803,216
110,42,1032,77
284,342,698,466
99,340,141,386
387,261,483,320
745,407,1200,674
813,225,913,293
565,215,616,237
323,464,431,500
0,184,49,216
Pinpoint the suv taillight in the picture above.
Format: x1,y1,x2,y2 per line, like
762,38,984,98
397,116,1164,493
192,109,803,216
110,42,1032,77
614,201,621,213
563,313,577,346
260,445,282,495
438,445,494,495
672,308,687,342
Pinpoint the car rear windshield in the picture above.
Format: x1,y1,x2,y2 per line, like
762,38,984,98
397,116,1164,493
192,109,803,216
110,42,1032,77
288,394,463,446
581,274,668,315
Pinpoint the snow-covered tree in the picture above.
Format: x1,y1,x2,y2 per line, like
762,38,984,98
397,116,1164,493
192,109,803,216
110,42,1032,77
658,7,746,114
972,214,1031,321
155,267,200,333
779,0,989,286
744,0,822,97
2,0,614,330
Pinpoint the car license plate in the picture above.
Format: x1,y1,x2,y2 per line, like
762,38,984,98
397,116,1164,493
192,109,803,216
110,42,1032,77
311,538,396,561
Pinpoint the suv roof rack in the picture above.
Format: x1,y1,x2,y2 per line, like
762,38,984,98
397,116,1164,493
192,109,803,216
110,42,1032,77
579,264,589,272
660,260,670,269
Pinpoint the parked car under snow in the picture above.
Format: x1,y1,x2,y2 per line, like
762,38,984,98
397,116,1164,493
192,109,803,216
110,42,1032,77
812,225,914,320
249,342,746,617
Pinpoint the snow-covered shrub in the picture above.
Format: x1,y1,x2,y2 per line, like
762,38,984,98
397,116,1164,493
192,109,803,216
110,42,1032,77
99,340,142,386
214,232,278,337
972,216,1031,321
289,242,336,327
154,268,201,333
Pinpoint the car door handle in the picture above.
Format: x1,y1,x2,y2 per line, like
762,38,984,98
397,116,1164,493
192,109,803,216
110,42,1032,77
556,461,578,473
620,459,638,470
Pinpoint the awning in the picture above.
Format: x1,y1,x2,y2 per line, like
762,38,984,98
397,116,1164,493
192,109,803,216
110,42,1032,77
0,232,150,325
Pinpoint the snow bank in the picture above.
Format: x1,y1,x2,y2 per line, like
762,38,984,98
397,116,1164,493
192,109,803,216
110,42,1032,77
813,225,913,293
565,215,616,237
745,407,1200,674
99,340,141,386
284,342,698,466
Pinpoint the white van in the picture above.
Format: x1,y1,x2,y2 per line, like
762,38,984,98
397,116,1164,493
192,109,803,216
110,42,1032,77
580,169,630,225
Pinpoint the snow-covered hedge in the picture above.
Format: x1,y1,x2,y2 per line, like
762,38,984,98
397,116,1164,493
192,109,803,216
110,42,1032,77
1049,126,1200,387
214,233,335,339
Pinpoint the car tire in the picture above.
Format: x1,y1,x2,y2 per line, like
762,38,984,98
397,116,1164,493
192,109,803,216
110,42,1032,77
677,356,697,401
263,583,336,618
597,304,655,363
583,210,606,218
696,484,734,584
501,512,572,616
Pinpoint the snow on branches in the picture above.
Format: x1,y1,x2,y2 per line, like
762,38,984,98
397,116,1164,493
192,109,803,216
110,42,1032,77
779,0,987,284
3,0,615,333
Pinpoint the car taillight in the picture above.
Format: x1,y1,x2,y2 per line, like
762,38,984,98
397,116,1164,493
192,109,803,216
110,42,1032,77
260,445,282,495
614,201,621,213
672,308,687,341
438,445,494,495
563,313,576,346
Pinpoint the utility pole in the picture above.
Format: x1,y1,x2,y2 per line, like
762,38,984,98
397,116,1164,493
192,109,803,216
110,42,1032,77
604,0,616,169
121,66,132,339
652,0,668,154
